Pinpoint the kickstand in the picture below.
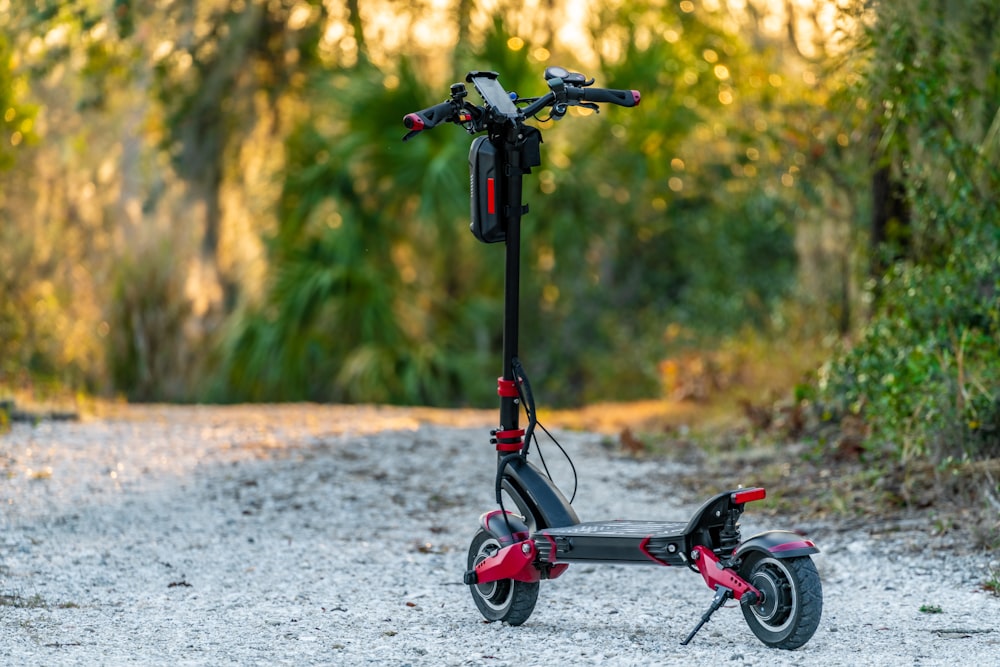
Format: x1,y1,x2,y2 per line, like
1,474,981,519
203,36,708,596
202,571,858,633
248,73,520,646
680,585,733,646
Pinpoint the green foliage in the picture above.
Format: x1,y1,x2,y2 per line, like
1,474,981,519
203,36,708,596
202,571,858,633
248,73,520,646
216,60,497,404
0,24,42,383
1,2,159,397
217,5,806,406
0,32,36,170
107,239,193,402
985,565,1000,596
822,255,1000,461
515,2,804,403
0,399,10,434
2,0,334,402
0,1,854,407
821,0,1000,463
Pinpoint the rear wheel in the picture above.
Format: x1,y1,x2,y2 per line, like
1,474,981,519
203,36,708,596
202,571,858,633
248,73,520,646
467,529,538,625
740,554,822,649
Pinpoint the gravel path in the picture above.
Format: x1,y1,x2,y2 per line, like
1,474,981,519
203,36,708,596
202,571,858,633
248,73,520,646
2,405,998,666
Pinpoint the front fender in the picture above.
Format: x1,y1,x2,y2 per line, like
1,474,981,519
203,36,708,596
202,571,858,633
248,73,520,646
734,530,819,560
480,510,530,546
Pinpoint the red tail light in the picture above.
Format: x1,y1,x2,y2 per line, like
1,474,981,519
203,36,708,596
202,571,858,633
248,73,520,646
731,488,766,504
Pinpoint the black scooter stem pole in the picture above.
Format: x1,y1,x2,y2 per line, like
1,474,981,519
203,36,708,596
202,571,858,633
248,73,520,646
498,135,525,442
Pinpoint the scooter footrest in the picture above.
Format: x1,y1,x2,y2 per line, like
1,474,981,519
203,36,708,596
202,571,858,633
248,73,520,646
542,520,689,538
537,520,689,565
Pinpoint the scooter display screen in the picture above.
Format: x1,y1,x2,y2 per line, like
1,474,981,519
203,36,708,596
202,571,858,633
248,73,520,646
471,76,519,118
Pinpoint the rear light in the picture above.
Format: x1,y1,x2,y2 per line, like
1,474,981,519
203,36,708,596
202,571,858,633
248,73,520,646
731,488,766,504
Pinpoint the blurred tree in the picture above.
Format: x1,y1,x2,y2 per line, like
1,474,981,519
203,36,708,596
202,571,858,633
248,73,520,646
151,0,327,291
0,4,108,392
1,0,331,400
517,0,810,403
216,37,510,404
0,32,35,170
0,0,867,409
219,1,828,406
0,29,39,381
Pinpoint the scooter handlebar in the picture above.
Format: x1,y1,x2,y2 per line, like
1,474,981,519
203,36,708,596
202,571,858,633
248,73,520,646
402,100,457,132
576,87,641,107
402,71,640,140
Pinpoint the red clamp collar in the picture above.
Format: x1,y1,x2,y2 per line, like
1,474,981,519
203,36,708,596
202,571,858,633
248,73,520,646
497,377,519,397
493,428,524,452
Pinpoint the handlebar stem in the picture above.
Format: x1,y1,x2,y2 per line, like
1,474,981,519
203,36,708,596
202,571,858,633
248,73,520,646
519,91,556,120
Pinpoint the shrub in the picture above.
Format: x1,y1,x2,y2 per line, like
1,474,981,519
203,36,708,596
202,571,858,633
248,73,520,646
820,0,1000,464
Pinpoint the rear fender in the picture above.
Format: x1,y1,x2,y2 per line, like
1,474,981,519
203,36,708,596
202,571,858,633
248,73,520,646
735,530,820,560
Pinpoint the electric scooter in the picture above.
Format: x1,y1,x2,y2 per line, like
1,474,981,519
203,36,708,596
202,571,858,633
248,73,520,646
403,67,822,649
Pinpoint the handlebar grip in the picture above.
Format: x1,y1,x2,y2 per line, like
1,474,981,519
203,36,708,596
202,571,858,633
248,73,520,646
402,100,456,131
579,88,641,107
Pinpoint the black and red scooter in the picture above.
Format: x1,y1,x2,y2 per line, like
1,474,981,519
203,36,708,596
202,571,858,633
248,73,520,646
403,67,822,649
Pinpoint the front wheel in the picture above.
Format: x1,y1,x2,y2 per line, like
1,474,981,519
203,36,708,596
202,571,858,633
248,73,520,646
467,529,538,625
740,554,822,649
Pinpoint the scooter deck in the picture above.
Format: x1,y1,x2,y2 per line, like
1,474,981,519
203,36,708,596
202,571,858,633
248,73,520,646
536,519,690,565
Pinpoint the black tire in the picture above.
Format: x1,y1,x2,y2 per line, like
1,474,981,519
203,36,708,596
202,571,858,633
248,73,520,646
739,554,822,649
467,528,538,626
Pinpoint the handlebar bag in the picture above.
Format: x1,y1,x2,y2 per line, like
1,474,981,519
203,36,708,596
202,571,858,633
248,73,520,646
469,136,505,243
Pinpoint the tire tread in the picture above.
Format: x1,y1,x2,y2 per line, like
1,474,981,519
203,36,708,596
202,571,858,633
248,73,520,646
741,555,822,650
467,529,539,626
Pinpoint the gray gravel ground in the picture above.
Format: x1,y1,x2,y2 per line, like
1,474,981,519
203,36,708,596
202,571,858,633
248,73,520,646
2,405,998,666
